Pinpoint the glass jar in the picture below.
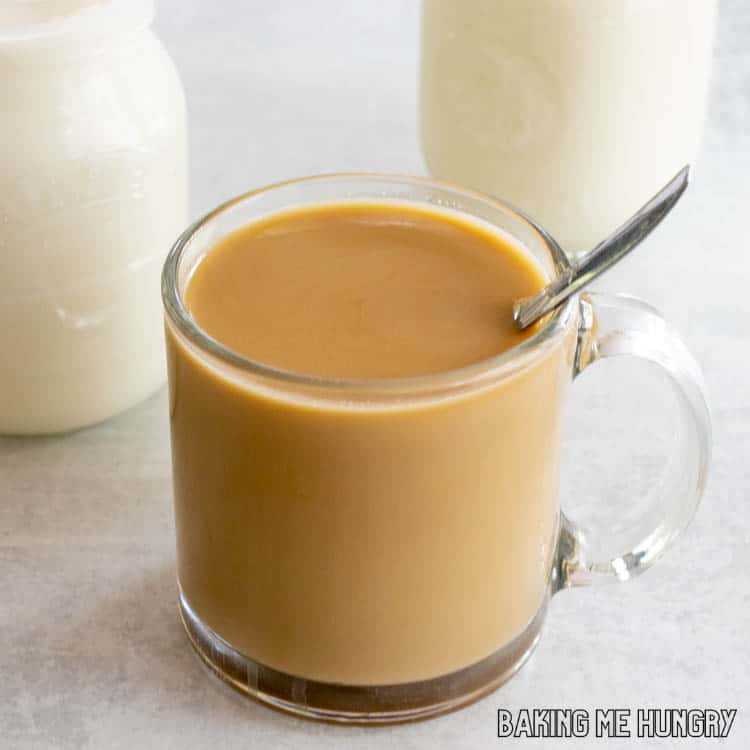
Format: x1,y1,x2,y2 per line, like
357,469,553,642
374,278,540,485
420,0,718,255
0,0,188,434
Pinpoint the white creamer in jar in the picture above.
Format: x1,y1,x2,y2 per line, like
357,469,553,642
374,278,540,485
420,0,717,254
0,0,188,434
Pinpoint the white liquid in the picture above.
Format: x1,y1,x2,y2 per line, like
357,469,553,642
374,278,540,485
0,1,187,433
420,0,717,253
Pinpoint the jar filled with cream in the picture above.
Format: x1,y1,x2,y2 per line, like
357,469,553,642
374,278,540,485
0,0,188,434
420,0,717,255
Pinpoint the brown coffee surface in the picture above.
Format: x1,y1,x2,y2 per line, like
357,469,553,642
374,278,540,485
184,202,545,378
168,201,571,686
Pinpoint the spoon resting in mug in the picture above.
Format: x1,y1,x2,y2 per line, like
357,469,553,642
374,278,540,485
513,165,690,330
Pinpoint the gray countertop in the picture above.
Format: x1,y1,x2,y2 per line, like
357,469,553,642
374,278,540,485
2,2,748,748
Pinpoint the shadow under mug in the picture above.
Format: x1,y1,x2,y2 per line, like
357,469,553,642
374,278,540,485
161,174,711,723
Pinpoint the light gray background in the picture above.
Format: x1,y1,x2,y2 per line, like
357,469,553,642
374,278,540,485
2,1,748,748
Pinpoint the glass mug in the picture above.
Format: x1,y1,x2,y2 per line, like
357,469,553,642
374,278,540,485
162,175,710,723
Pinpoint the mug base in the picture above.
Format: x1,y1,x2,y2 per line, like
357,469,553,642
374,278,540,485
178,588,546,724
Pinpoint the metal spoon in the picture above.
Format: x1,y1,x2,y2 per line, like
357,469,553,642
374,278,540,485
513,165,690,329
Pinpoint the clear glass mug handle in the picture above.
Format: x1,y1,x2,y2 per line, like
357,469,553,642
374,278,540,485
554,293,712,589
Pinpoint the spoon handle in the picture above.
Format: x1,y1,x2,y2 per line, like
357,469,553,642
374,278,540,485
513,165,691,330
